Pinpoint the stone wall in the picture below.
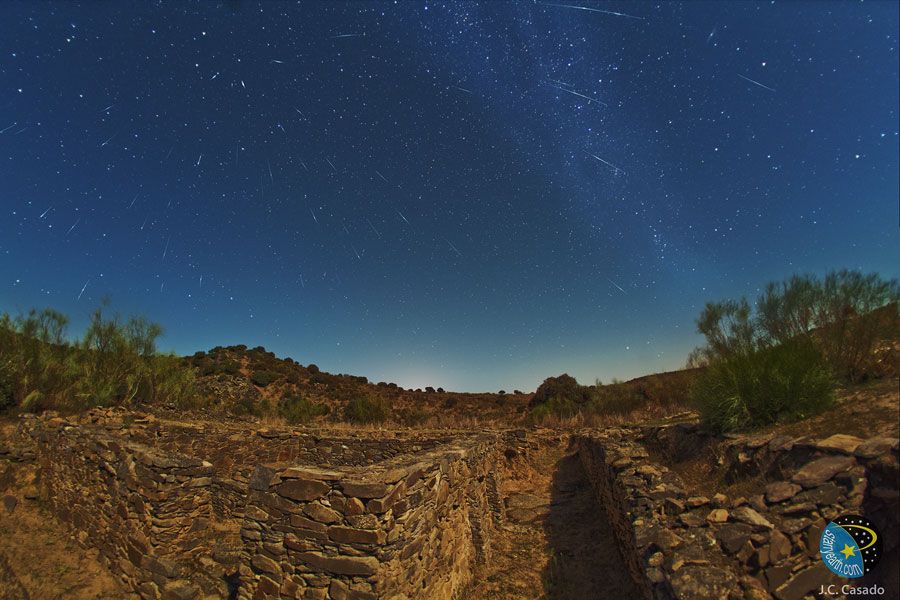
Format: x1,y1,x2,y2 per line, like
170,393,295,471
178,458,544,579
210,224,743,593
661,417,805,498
21,415,232,599
238,435,502,599
575,425,900,600
20,411,504,600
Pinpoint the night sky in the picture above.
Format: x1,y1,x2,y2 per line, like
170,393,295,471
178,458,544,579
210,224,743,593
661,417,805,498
2,2,898,392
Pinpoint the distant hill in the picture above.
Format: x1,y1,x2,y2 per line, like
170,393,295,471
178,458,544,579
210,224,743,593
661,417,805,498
185,344,533,425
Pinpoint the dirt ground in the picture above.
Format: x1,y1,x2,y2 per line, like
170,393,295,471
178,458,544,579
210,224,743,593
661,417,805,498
466,438,640,599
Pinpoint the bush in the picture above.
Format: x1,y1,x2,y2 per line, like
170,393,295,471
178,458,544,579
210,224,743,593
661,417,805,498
530,395,579,421
692,338,834,432
0,304,198,412
279,395,329,424
250,370,280,387
530,374,589,409
343,395,390,424
756,270,899,381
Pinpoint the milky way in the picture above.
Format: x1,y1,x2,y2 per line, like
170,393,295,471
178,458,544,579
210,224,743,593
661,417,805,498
1,2,898,391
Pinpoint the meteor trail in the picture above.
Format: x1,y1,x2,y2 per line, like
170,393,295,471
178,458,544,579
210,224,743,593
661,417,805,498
77,279,90,301
538,2,644,20
588,152,625,175
607,278,627,294
737,74,776,92
547,82,607,106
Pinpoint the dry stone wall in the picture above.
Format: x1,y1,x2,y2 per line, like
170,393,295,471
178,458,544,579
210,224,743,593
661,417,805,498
19,411,504,600
575,424,900,600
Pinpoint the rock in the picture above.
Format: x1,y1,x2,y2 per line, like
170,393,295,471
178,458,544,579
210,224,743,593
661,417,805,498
791,456,855,488
716,523,754,554
686,496,709,508
679,511,707,528
776,502,817,516
707,508,729,523
276,479,330,501
774,563,832,600
303,502,342,524
854,436,899,459
741,575,771,600
669,565,740,600
343,497,365,516
327,526,385,545
813,434,863,455
2,495,17,514
764,482,801,504
731,506,774,530
792,482,844,506
296,552,379,576
768,529,792,563
251,553,282,576
736,539,755,564
648,551,664,567
749,494,767,512
711,493,728,507
340,481,388,498
160,580,199,600
764,563,791,592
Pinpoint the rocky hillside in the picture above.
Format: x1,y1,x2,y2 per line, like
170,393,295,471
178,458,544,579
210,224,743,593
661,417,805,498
185,345,533,425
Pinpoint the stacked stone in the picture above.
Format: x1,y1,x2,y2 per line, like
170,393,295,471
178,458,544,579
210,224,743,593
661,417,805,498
238,437,500,599
24,415,226,600
576,427,899,600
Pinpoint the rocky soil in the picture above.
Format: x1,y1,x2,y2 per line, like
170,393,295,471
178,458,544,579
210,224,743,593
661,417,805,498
466,434,640,599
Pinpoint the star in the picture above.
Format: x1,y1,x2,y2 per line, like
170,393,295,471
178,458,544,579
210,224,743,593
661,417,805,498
840,544,856,559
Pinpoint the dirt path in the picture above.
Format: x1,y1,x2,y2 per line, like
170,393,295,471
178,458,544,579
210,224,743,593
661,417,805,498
468,438,640,599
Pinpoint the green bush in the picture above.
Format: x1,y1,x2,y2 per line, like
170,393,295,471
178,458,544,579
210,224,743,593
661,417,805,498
529,374,589,409
530,395,579,421
692,338,834,432
250,370,279,387
0,304,198,412
343,395,390,424
756,270,898,381
279,395,329,424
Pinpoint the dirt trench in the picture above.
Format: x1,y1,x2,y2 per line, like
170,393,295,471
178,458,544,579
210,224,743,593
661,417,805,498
467,437,640,599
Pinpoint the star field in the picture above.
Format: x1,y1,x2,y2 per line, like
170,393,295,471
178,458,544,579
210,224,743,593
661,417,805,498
2,2,898,391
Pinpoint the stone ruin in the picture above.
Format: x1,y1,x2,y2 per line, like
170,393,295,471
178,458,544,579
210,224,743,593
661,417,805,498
20,411,505,599
15,409,900,600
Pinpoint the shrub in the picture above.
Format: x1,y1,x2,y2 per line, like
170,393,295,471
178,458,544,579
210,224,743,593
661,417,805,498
692,338,834,432
307,363,320,374
343,395,390,424
0,304,198,412
530,374,589,408
279,395,329,424
756,270,899,381
530,395,579,422
250,370,279,387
